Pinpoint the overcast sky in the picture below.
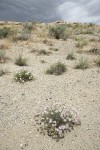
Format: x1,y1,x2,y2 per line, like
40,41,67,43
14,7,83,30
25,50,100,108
58,0,100,24
0,0,100,24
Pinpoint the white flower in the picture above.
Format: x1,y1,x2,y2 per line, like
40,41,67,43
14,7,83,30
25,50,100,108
49,119,52,123
58,130,62,135
64,119,66,122
53,121,56,124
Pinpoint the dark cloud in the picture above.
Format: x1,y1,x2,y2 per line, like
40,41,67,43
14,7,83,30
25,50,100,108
0,0,65,22
0,0,100,24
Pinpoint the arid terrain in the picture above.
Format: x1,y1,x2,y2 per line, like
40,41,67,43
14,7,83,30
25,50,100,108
0,21,100,150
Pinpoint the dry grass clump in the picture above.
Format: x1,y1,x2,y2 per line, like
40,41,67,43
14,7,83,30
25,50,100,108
14,69,34,83
75,37,87,52
0,50,8,63
38,49,51,55
0,69,8,76
89,48,100,55
15,55,28,66
46,62,66,75
49,47,59,51
23,22,33,32
43,39,53,46
75,58,89,69
0,40,10,50
35,104,81,141
66,52,76,60
16,22,33,41
40,60,46,63
95,57,100,66
17,32,31,41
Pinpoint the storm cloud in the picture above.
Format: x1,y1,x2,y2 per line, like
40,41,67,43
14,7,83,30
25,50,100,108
0,0,100,24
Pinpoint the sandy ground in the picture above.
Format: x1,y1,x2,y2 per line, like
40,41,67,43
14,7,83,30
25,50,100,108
0,23,100,150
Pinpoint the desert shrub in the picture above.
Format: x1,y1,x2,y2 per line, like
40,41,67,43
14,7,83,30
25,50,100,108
95,57,100,66
0,50,7,63
16,23,32,41
0,40,10,50
49,47,59,51
49,25,70,40
23,22,33,32
89,48,100,55
0,27,10,39
46,62,66,75
15,55,27,66
31,48,37,53
75,58,89,69
35,104,81,141
75,37,87,51
0,69,7,76
88,23,95,27
43,39,53,46
14,70,34,83
38,49,51,55
17,32,31,41
80,28,94,34
66,52,76,60
40,60,46,63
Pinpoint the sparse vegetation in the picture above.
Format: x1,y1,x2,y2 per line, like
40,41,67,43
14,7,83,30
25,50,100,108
15,55,28,66
14,70,34,83
35,104,81,141
66,52,76,60
75,58,89,69
46,62,66,75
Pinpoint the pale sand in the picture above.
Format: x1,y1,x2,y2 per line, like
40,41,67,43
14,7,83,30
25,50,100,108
0,22,100,150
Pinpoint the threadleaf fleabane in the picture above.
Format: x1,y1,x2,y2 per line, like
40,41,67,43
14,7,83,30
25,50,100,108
14,69,34,83
35,104,81,141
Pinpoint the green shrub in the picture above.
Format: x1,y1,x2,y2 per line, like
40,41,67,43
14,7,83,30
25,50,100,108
0,27,10,39
66,52,76,60
36,104,81,141
75,58,89,69
49,25,69,40
14,70,34,83
46,62,66,75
